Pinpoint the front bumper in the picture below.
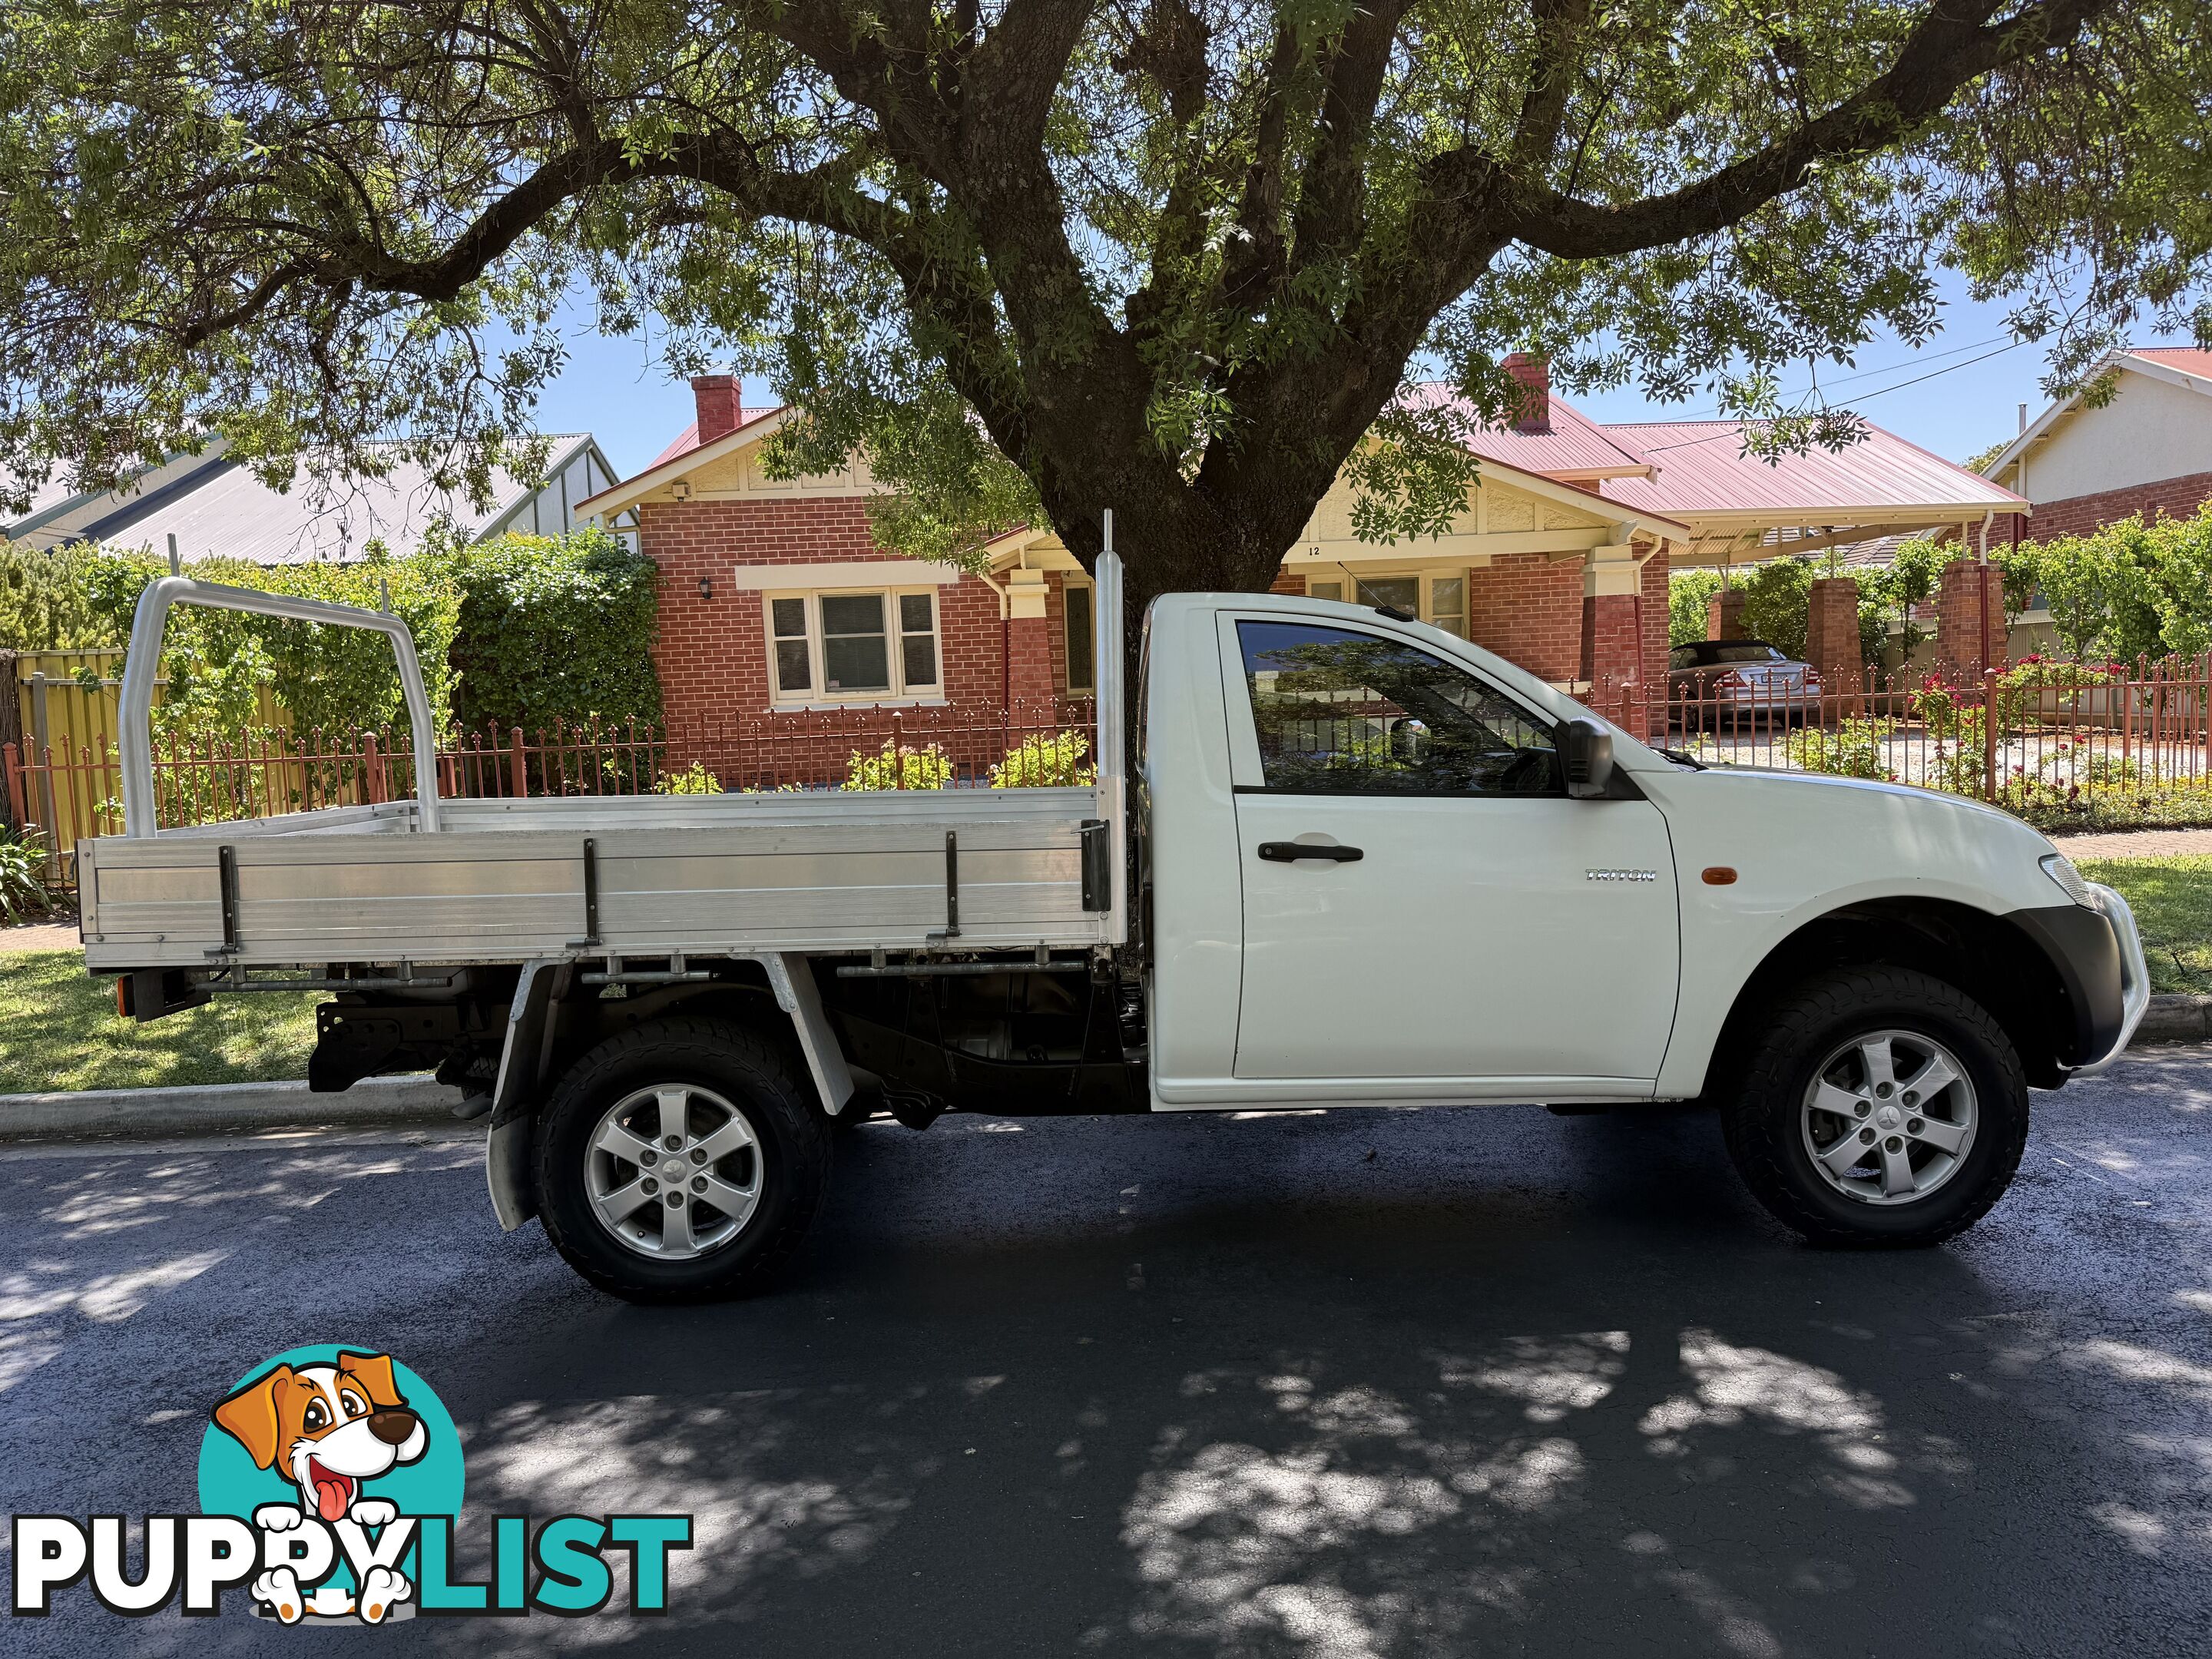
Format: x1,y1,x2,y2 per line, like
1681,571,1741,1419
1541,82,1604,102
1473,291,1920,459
2073,882,2151,1076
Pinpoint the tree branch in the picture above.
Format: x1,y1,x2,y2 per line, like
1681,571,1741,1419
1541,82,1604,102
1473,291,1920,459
1284,0,1415,262
1506,0,2116,259
1509,0,1592,167
961,0,1098,165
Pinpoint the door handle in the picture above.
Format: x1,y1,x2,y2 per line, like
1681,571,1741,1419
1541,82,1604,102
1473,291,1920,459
1257,841,1364,863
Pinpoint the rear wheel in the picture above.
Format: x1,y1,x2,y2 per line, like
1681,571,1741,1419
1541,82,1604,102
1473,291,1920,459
535,1017,831,1303
1720,967,2028,1247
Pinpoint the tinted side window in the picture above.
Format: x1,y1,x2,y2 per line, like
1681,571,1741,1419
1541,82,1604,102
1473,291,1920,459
1238,621,1561,796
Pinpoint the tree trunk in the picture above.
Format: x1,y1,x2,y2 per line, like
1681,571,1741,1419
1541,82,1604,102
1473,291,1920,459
1034,468,1316,757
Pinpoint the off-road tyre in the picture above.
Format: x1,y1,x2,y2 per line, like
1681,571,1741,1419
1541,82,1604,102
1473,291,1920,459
536,1016,831,1303
1720,966,2028,1247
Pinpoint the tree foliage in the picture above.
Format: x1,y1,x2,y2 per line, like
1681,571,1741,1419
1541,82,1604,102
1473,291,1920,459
2,0,2208,615
2015,505,2212,661
1872,534,1962,656
1737,559,1816,661
1667,567,1723,647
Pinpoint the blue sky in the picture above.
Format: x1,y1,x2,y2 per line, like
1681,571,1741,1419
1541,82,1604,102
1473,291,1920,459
528,267,2193,482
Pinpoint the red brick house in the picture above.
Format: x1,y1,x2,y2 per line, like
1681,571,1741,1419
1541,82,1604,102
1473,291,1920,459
578,366,2018,772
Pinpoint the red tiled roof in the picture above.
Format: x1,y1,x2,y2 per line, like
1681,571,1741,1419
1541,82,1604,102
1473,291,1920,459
647,407,782,469
2129,347,2212,382
1595,419,2023,518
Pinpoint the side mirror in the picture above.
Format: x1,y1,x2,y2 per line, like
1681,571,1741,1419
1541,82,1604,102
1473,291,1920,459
1556,715,1614,799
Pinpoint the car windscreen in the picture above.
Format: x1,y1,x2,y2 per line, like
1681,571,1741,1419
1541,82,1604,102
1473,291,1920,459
1707,643,1788,664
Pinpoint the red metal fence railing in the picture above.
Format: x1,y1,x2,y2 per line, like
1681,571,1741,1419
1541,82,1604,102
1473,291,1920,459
1592,654,2212,816
3,697,1101,890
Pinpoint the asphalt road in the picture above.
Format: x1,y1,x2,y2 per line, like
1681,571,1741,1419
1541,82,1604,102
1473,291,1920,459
4,1051,2210,1658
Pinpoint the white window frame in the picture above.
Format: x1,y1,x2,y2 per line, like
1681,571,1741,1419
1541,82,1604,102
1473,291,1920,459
1305,570,1470,638
762,587,945,708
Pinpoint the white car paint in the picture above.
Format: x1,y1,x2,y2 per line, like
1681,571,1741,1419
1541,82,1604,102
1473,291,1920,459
1139,591,2142,1112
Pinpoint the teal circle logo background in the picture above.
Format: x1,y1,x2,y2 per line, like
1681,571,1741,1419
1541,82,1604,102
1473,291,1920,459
197,1346,464,1523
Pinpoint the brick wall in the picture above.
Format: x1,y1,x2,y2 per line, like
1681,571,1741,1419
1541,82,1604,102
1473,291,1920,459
1007,614,1056,701
1805,576,1863,696
1639,542,1669,689
2025,469,2212,541
645,493,1656,776
641,495,1052,784
1579,595,1638,684
1271,555,1594,684
1466,554,1584,683
1708,589,1748,641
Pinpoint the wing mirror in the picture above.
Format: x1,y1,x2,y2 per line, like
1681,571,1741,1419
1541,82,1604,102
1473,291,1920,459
1556,715,1614,799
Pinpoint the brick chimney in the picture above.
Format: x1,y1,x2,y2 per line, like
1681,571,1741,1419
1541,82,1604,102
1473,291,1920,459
1502,353,1551,434
690,375,743,445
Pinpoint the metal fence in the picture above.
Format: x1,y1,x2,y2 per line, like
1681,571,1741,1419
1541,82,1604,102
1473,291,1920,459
14,648,2207,893
2,695,1101,890
1593,654,2212,819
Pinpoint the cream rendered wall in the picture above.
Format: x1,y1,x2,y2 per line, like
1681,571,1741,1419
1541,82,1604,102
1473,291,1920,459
2027,370,2212,503
1293,472,1604,550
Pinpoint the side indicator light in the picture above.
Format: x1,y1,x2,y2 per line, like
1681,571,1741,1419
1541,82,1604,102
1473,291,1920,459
1702,866,1738,886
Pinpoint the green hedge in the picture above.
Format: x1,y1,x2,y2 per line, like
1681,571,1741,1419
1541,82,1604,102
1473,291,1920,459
0,528,662,740
0,541,109,650
434,528,661,733
81,551,461,740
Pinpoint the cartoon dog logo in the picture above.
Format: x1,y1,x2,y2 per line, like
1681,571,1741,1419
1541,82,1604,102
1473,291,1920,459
210,1351,426,1623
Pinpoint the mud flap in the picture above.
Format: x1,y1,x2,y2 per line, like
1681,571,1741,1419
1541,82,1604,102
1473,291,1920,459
762,952,856,1116
485,958,565,1231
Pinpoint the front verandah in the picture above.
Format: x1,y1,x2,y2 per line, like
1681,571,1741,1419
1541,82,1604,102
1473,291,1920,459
992,518,1678,715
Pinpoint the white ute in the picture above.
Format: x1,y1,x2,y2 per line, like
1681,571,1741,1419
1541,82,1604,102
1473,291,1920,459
80,530,2151,1302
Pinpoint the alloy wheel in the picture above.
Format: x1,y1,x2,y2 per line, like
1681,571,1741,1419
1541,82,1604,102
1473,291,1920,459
584,1084,763,1259
1800,1028,1979,1207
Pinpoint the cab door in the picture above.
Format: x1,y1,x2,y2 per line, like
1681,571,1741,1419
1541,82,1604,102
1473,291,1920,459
1224,613,1680,1092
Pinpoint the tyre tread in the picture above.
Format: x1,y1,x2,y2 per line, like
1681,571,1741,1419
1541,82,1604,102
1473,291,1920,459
1720,966,2027,1247
534,1015,830,1303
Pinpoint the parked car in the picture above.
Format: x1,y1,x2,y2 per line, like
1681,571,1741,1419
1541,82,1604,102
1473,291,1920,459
1668,638,1821,727
84,556,2147,1302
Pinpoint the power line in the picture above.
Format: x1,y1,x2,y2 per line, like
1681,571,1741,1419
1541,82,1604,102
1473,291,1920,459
1638,339,2028,449
1844,340,2026,403
1797,333,2015,394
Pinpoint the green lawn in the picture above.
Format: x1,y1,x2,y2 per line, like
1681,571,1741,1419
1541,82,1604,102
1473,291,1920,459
2075,856,2212,995
0,950,323,1094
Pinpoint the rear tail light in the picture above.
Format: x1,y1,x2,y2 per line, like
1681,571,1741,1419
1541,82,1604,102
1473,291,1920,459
1712,671,1747,690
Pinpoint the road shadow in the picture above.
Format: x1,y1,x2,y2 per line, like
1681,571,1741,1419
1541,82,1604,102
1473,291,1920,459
3,1088,2209,1657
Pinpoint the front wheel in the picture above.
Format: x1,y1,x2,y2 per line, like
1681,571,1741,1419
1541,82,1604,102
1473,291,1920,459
535,1017,832,1303
1720,967,2028,1247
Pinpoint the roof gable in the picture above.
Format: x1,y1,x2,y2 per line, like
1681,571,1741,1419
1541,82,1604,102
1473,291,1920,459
1980,346,2212,483
71,435,608,563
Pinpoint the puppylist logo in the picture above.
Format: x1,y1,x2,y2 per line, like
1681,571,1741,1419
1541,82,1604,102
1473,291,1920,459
13,1344,691,1623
